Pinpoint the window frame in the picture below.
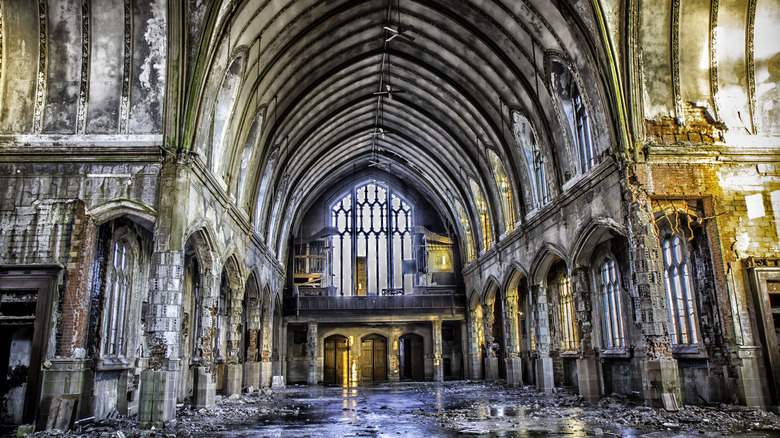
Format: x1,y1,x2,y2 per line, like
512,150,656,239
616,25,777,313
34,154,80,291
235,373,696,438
660,233,702,353
99,229,139,362
591,253,627,356
557,273,578,352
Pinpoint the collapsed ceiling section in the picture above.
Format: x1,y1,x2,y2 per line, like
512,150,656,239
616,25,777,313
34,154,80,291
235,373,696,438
185,0,616,257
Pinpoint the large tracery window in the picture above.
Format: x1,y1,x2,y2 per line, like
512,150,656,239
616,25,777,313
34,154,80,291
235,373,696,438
574,90,596,172
103,238,134,357
662,235,699,345
558,274,578,351
599,259,625,349
331,181,414,296
455,201,475,262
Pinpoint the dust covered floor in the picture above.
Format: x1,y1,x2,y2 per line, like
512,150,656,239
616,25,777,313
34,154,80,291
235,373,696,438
22,381,780,437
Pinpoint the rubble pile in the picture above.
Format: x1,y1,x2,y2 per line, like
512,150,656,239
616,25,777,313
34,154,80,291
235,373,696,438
22,382,780,438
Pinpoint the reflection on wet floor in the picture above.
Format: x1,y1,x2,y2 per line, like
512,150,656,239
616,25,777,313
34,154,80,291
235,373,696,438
195,382,780,438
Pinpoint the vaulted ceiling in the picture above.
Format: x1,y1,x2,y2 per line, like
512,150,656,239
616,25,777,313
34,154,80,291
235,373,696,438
184,0,620,257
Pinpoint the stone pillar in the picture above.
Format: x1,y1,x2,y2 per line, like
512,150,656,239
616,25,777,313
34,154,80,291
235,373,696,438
571,267,600,401
307,322,318,385
504,294,523,387
483,301,499,380
432,319,444,382
244,329,260,390
624,184,682,408
460,321,470,380
223,282,245,396
259,317,273,387
192,268,219,407
532,284,554,393
467,307,483,380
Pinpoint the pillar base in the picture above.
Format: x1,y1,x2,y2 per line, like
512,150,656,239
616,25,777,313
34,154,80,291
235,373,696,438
138,369,177,428
535,356,554,393
577,358,601,401
259,360,273,388
433,356,444,382
244,362,260,390
736,346,771,409
223,364,242,396
484,356,499,380
505,357,522,387
307,358,318,385
467,353,482,380
37,359,91,430
641,358,682,409
192,366,215,409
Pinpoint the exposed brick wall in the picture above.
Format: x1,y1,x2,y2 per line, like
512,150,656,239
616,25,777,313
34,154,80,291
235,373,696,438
644,103,727,145
56,200,98,357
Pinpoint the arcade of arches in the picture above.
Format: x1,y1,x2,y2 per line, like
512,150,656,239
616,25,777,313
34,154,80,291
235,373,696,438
0,0,779,431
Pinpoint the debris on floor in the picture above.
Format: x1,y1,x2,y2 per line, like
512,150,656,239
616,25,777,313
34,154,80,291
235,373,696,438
21,382,780,438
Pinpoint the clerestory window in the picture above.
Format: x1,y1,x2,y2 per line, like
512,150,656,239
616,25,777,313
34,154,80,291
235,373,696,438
331,181,415,296
574,90,596,172
512,112,549,209
662,235,699,345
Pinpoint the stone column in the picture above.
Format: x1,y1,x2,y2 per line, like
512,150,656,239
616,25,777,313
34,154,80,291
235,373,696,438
307,322,318,385
467,307,483,380
571,267,600,400
532,283,554,393
192,267,219,408
223,282,245,396
483,301,499,380
625,185,682,408
504,294,523,387
259,306,273,387
432,319,444,382
244,328,260,390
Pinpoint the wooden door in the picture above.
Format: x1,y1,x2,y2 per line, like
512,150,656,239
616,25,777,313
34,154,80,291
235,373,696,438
400,334,424,381
360,335,387,382
324,335,349,384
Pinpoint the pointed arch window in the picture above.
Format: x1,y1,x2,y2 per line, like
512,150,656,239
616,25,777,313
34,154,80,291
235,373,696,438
558,274,578,351
103,237,135,357
662,236,699,345
331,181,415,296
550,60,596,174
469,179,492,251
210,56,243,178
599,259,625,349
512,112,549,209
487,150,516,232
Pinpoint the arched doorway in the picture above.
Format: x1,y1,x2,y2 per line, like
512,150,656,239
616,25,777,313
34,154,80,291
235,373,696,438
324,335,350,385
399,334,424,381
360,334,387,382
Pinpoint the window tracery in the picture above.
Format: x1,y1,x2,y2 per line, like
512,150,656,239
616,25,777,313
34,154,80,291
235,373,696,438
487,150,516,232
558,274,577,351
331,181,414,296
102,237,135,357
598,259,625,349
469,179,492,251
512,112,549,209
662,235,700,345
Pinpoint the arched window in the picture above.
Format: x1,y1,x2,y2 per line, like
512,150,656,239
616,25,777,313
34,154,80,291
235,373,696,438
331,181,414,296
558,274,577,350
487,150,516,232
103,237,135,357
599,259,625,349
550,60,596,174
662,236,699,345
210,56,243,178
455,201,475,262
512,112,549,209
469,179,492,251
574,90,595,171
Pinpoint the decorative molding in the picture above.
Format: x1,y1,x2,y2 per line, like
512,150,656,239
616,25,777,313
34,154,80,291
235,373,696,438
709,0,721,121
670,0,683,125
119,0,133,134
33,0,48,133
76,0,90,134
746,0,757,134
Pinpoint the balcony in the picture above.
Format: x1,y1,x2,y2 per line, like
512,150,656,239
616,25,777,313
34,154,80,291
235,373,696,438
283,287,466,317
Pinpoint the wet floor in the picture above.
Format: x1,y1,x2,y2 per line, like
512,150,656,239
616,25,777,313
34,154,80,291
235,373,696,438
185,382,780,438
